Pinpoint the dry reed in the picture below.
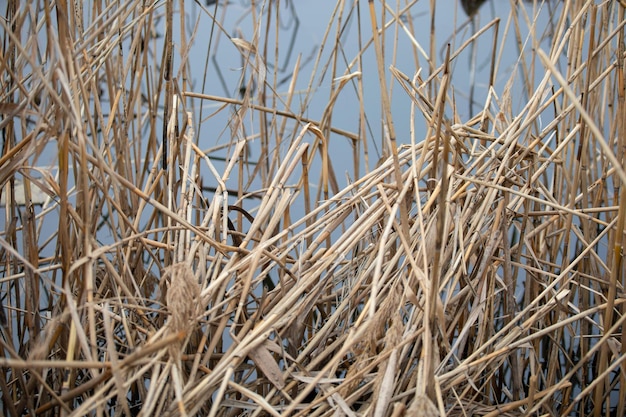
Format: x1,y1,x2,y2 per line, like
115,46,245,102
1,0,625,416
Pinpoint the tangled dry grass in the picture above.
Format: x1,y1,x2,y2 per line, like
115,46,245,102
1,0,626,416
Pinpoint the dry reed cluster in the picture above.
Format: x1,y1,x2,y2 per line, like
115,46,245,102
1,0,625,416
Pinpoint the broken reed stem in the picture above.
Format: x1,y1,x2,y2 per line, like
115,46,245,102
367,0,410,242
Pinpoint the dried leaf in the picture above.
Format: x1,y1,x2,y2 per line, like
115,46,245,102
248,340,285,390
406,394,440,417
231,37,256,54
